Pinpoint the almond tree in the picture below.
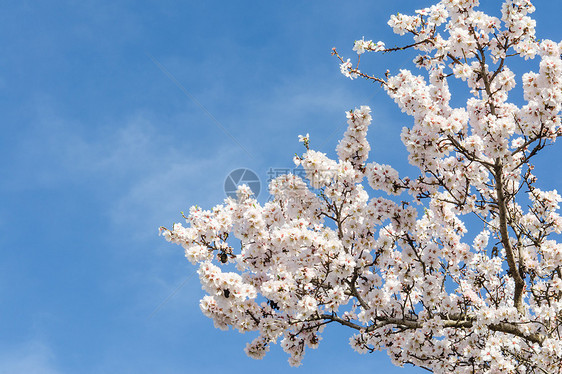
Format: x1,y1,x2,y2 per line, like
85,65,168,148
161,1,562,372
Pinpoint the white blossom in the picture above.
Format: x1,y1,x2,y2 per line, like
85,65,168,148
162,1,562,372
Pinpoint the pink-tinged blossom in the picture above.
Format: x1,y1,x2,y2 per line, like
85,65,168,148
163,1,562,372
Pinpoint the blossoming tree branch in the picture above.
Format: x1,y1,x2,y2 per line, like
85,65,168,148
161,0,562,372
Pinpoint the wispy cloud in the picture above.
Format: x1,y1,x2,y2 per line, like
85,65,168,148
8,106,245,229
0,340,62,374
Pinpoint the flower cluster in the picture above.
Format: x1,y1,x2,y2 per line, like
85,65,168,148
163,1,562,372
352,38,385,55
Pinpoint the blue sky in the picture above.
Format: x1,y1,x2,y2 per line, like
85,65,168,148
2,1,562,373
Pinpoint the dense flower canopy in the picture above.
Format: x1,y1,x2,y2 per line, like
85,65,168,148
161,0,562,372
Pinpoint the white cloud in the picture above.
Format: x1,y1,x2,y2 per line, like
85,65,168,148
0,341,62,374
10,106,247,234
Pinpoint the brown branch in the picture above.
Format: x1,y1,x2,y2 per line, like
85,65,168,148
494,161,526,314
319,313,544,345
